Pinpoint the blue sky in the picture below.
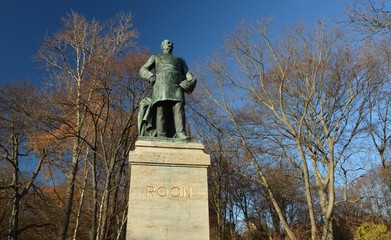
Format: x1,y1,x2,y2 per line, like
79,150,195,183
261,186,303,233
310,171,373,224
0,0,346,86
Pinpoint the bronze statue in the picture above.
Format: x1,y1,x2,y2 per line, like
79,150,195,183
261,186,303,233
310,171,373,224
138,39,196,139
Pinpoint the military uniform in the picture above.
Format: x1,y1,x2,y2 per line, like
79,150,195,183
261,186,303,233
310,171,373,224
140,53,190,138
140,54,188,104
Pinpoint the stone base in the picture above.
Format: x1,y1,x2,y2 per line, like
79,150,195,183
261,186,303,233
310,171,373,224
126,140,210,240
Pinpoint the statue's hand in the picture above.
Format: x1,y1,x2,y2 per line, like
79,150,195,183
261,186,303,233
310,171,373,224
186,72,195,80
180,77,197,94
149,75,156,85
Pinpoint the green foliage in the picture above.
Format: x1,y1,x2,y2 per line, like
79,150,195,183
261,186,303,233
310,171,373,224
354,222,391,240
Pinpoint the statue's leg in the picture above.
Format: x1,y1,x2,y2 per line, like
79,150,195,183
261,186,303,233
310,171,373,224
155,103,167,137
173,101,188,138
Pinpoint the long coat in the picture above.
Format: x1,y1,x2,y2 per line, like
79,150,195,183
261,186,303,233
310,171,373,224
139,54,189,105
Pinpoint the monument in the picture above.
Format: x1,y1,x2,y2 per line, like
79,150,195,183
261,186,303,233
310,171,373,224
127,40,210,239
137,39,197,139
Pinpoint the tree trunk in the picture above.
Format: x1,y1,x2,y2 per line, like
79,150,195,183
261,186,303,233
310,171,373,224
72,159,89,240
297,142,318,240
59,140,81,240
8,133,20,240
8,184,20,240
90,151,98,240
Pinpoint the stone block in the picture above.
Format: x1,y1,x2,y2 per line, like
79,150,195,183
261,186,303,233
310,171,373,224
126,140,210,240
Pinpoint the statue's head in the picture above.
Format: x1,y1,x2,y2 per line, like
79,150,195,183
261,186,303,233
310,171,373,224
161,39,174,54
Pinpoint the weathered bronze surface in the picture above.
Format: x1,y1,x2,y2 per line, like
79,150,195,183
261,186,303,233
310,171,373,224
138,40,197,139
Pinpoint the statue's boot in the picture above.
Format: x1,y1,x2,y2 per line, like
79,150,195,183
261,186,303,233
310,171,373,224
175,131,189,139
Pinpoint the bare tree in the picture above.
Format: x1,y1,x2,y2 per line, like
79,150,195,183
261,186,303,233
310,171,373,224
92,51,150,240
365,41,391,184
35,11,138,240
345,0,391,225
197,20,373,240
346,0,391,37
358,20,391,187
0,82,54,240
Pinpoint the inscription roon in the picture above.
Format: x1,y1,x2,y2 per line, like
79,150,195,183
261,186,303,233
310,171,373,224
147,186,192,198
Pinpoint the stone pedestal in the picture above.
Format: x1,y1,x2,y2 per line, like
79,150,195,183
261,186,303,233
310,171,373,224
126,139,210,240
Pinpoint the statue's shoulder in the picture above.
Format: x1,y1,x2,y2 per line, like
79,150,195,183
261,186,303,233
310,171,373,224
143,54,158,64
174,55,185,64
174,55,184,60
149,54,158,60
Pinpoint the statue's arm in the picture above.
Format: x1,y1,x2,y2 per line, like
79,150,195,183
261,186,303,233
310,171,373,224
179,58,197,94
139,55,156,82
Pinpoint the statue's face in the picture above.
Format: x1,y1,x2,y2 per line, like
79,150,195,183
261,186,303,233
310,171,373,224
161,40,173,54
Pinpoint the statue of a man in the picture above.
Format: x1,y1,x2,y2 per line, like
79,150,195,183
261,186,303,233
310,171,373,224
139,39,196,139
